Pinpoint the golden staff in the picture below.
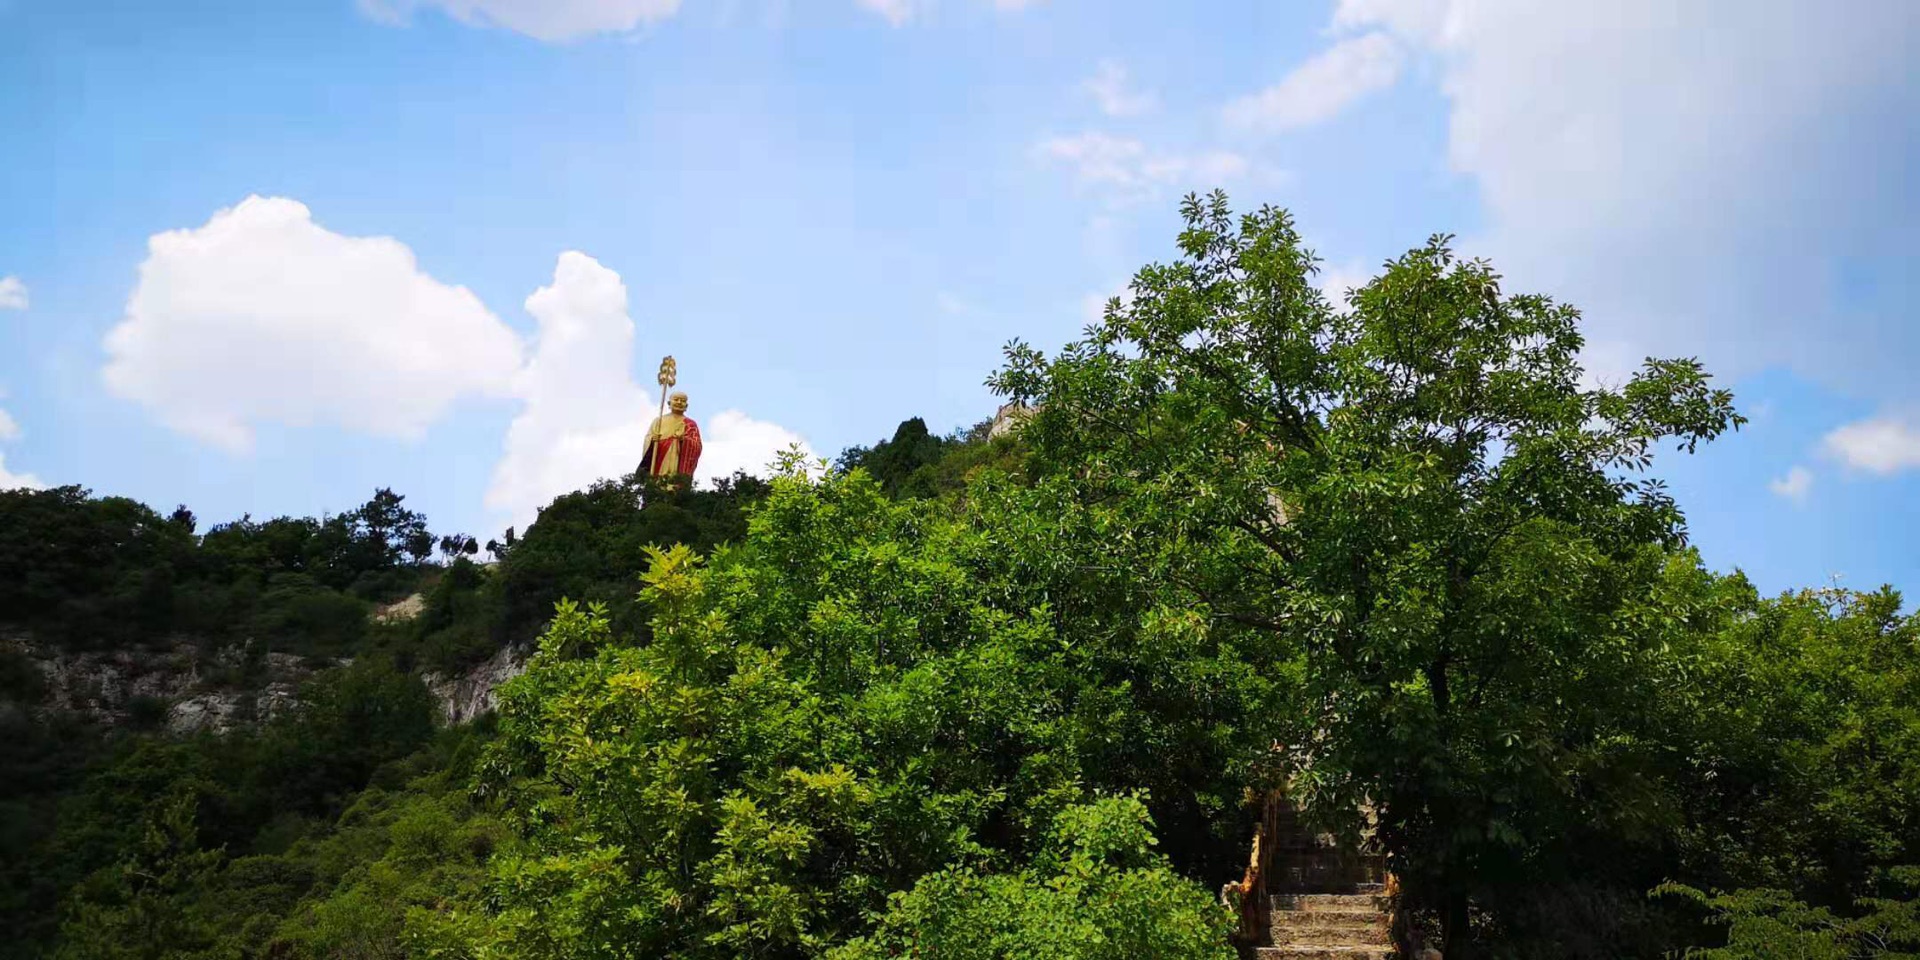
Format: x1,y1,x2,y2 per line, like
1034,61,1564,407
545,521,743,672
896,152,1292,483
652,356,677,473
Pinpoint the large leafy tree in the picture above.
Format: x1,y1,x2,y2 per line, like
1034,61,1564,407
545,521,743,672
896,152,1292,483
440,458,1266,958
990,192,1744,952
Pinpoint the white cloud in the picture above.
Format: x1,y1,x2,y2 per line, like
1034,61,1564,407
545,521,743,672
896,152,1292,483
1823,416,1920,475
359,0,682,41
361,0,1041,35
0,456,39,491
1577,339,1646,392
1310,0,1920,396
856,0,1044,25
1223,31,1403,133
102,196,523,452
1083,60,1156,118
855,0,918,26
0,405,41,491
486,252,810,530
697,409,813,483
1768,465,1813,503
1038,132,1272,207
1313,258,1374,302
0,276,26,311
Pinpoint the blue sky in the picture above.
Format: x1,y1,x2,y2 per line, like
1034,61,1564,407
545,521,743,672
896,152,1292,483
1,0,1917,598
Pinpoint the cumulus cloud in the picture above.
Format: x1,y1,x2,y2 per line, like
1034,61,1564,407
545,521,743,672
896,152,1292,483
1223,32,1403,133
0,405,41,491
0,276,26,311
359,0,682,41
1823,416,1920,475
1768,465,1813,503
0,456,38,491
1038,131,1272,207
1083,60,1156,118
1295,0,1920,397
696,409,813,482
486,252,810,530
102,196,523,452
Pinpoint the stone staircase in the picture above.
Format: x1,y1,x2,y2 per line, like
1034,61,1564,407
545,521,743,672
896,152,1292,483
1255,891,1393,960
1244,799,1396,959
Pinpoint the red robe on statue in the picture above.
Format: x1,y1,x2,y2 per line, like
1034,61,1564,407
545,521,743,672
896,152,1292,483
644,416,703,479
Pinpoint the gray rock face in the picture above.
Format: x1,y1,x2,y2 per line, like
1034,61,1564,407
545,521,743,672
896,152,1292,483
1,632,329,733
422,643,528,725
3,630,526,732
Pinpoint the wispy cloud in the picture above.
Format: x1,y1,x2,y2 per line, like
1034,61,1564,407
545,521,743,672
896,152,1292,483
1082,60,1156,117
1769,465,1813,503
1222,31,1402,133
856,0,1044,27
855,0,918,26
1036,131,1277,206
359,0,683,42
0,276,27,311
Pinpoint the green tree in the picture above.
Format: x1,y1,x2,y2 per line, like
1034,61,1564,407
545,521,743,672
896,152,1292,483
495,471,764,639
1655,876,1920,960
55,788,226,960
836,417,951,497
1658,582,1920,910
990,193,1744,953
830,796,1234,960
447,453,1266,958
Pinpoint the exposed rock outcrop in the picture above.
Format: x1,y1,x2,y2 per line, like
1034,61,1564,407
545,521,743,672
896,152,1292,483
1,632,333,734
374,592,427,624
422,643,528,725
3,628,527,733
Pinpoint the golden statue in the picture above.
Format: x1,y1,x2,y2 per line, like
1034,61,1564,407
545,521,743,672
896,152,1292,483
642,357,702,481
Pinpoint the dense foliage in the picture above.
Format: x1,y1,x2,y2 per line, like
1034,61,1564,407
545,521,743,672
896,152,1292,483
0,485,433,654
4,194,1919,958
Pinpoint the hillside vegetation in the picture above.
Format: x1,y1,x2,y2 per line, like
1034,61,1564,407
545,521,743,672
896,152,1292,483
4,195,1919,958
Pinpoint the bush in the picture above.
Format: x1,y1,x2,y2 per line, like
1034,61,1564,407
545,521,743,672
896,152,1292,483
831,797,1235,960
1656,877,1920,959
249,574,369,657
410,557,505,673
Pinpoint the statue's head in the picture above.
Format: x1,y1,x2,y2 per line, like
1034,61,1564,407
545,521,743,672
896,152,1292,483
669,391,689,414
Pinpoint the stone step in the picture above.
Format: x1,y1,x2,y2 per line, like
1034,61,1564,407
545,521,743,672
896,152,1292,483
1253,947,1392,960
1270,909,1390,930
1271,893,1387,913
1269,918,1392,947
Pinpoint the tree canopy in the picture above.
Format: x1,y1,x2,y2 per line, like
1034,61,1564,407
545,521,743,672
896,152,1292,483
5,194,1919,960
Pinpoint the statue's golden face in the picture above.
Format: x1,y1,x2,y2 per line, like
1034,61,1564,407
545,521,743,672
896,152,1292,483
669,393,688,414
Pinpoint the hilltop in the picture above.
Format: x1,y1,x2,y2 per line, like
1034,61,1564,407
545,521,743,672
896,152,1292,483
4,202,1917,960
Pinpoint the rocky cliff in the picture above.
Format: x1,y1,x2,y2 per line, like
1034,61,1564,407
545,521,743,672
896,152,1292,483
422,642,527,724
2,616,526,733
1,632,332,733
